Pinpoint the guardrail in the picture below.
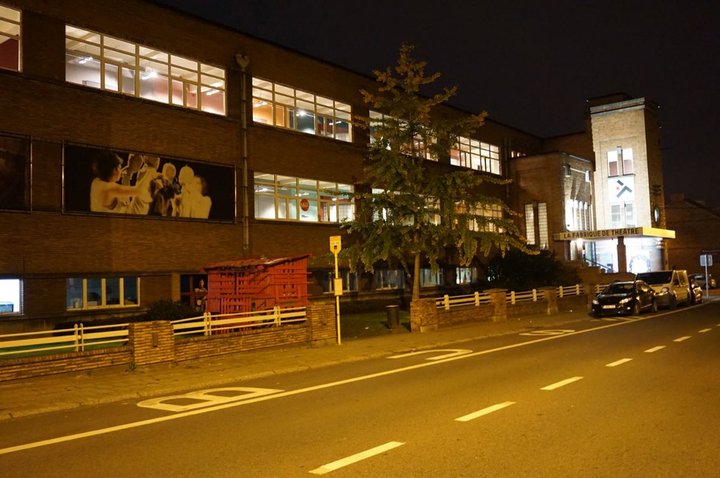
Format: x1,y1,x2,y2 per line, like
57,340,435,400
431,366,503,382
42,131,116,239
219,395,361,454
172,306,307,336
0,323,129,359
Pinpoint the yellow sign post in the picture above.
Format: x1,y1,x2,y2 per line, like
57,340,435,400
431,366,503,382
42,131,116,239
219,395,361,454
329,235,342,345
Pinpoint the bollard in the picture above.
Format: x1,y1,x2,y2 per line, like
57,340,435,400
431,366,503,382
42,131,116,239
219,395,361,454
386,305,400,328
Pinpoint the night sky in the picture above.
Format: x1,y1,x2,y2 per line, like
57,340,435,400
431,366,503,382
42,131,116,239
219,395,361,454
157,0,720,207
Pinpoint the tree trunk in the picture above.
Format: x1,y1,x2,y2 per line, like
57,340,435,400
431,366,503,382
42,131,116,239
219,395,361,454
412,253,421,301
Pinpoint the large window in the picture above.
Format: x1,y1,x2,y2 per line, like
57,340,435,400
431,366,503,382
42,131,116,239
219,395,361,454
419,268,442,287
456,267,477,285
0,278,22,315
451,136,501,174
65,25,226,115
252,78,351,142
607,147,634,177
374,269,405,290
0,5,20,71
369,111,434,160
318,270,358,294
610,203,635,228
66,277,139,310
525,202,549,249
254,173,354,223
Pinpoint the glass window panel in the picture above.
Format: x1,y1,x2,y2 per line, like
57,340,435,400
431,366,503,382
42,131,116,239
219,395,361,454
138,46,167,62
296,90,314,101
201,64,225,78
171,79,184,105
67,40,101,58
252,77,272,89
121,67,136,95
105,277,121,306
201,89,224,114
0,5,21,22
253,101,273,124
275,84,294,96
103,49,135,67
316,96,333,107
171,54,197,71
123,277,138,305
275,93,294,107
103,36,134,53
0,278,22,314
103,62,119,91
87,278,102,306
171,65,197,80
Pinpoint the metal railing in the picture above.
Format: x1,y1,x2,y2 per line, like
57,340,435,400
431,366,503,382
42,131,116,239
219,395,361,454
435,291,493,310
0,323,129,358
172,306,307,336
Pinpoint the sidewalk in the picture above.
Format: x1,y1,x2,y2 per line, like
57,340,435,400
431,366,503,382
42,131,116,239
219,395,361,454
0,310,592,422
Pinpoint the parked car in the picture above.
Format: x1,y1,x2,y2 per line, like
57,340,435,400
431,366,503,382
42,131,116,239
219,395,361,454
635,270,691,309
690,273,716,289
690,279,703,305
592,280,658,317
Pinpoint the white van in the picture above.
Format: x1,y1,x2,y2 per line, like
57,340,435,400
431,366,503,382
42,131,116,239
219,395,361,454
635,270,691,309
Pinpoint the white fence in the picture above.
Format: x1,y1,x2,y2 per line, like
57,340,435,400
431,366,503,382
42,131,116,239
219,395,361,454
172,306,307,336
436,283,593,310
0,323,129,358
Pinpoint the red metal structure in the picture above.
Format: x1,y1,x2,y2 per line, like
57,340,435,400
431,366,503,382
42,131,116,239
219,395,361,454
203,255,310,314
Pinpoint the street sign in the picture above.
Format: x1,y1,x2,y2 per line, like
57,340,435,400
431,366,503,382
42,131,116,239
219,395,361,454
700,253,713,267
329,235,342,254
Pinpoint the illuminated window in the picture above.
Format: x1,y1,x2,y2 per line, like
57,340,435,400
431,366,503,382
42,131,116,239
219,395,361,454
374,269,405,290
65,26,226,115
0,278,22,315
254,173,354,223
456,267,477,285
319,270,358,293
526,202,548,249
420,268,443,287
610,203,635,228
252,78,351,142
450,136,501,174
607,147,633,177
369,111,434,160
0,5,20,71
66,277,139,310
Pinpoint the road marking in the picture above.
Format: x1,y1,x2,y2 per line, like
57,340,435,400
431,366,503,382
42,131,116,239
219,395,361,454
674,336,692,342
645,346,666,353
541,376,583,391
0,316,675,456
699,328,712,333
388,349,473,361
137,387,282,412
606,358,633,367
309,441,404,475
519,329,575,336
455,401,516,422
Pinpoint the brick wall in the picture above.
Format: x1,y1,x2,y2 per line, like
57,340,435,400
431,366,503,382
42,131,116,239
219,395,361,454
0,301,337,381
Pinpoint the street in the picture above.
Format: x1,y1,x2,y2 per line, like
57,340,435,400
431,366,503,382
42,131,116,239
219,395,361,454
1,302,719,477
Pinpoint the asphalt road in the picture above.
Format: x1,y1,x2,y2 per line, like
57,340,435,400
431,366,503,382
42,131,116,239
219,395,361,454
1,303,719,477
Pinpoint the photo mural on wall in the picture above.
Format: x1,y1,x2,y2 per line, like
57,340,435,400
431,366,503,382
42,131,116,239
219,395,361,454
64,144,235,221
0,133,29,211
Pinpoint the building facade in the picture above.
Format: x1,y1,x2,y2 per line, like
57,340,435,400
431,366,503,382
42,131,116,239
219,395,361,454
0,1,677,331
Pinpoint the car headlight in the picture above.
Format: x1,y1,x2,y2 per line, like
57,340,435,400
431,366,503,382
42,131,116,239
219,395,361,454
618,297,632,305
592,299,599,305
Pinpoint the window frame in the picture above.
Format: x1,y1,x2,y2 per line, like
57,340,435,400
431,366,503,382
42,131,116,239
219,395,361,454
0,5,20,72
252,78,352,142
66,276,140,310
65,25,226,115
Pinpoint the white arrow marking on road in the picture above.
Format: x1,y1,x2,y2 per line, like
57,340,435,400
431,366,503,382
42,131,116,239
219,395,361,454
309,441,405,475
137,387,282,412
387,349,473,361
541,376,583,391
455,401,516,422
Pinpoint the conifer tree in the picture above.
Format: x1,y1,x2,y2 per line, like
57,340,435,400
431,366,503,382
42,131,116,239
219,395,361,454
342,44,531,300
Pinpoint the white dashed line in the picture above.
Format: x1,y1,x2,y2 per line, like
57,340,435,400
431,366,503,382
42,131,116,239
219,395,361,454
674,336,692,342
541,376,583,391
309,441,405,475
606,358,632,367
455,401,516,422
699,328,712,333
645,346,666,353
